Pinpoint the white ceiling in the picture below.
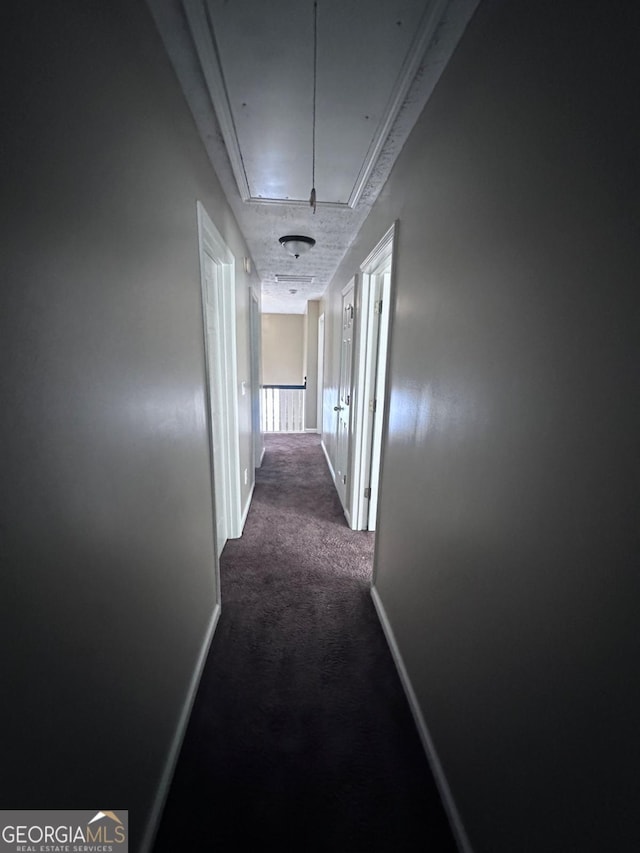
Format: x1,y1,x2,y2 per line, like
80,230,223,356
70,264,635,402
147,0,479,312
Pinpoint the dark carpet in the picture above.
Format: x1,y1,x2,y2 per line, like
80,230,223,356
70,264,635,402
153,433,457,852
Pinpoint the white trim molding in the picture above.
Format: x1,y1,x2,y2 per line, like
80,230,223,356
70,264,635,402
320,439,336,482
370,585,474,853
197,201,243,543
183,0,251,201
347,0,450,208
241,481,255,531
140,604,220,853
348,223,396,531
360,221,396,272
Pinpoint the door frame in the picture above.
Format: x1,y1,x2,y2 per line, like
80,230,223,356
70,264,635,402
334,278,355,521
197,201,243,551
349,222,396,530
249,286,263,468
317,312,325,434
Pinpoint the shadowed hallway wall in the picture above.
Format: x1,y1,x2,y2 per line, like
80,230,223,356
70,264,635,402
1,1,259,848
322,1,640,849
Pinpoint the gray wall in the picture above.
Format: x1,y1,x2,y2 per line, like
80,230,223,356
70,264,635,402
1,1,259,848
323,1,640,850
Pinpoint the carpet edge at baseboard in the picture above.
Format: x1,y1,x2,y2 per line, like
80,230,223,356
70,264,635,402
320,438,336,483
369,585,474,853
139,603,221,853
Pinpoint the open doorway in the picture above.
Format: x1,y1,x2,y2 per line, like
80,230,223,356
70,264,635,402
317,312,325,435
249,286,263,469
322,224,396,532
349,223,396,531
197,201,243,556
335,279,355,517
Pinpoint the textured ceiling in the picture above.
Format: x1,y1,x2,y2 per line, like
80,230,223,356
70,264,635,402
147,0,479,312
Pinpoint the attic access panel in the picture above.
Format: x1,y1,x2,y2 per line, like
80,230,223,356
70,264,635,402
193,0,434,206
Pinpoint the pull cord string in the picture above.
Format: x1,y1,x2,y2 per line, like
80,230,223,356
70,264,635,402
310,1,318,213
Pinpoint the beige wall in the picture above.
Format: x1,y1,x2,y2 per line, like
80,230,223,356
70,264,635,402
261,314,305,386
322,2,640,850
1,2,260,850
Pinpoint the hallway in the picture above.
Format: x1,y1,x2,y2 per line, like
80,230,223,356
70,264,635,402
153,434,456,851
6,3,640,849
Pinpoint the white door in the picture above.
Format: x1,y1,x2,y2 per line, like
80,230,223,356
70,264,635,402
335,280,354,513
249,288,262,468
365,271,391,529
317,313,325,434
203,253,228,555
351,223,395,531
197,201,243,558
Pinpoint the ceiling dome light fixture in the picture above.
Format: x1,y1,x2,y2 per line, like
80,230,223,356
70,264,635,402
279,235,316,258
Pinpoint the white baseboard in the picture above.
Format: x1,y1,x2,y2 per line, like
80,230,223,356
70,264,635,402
260,445,266,466
240,481,255,533
305,427,319,433
139,604,220,853
320,439,336,481
370,585,473,853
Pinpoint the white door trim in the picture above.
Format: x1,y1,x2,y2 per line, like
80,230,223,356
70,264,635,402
249,286,263,468
317,312,325,435
197,201,243,551
349,222,396,530
335,279,355,522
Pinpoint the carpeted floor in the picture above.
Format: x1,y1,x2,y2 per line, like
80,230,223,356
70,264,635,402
153,433,457,852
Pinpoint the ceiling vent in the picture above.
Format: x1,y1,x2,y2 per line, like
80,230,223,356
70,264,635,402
275,274,315,283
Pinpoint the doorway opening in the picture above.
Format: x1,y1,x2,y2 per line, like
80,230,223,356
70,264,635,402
350,223,396,531
334,278,356,517
197,201,243,557
249,286,263,468
317,312,325,435
321,225,396,532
